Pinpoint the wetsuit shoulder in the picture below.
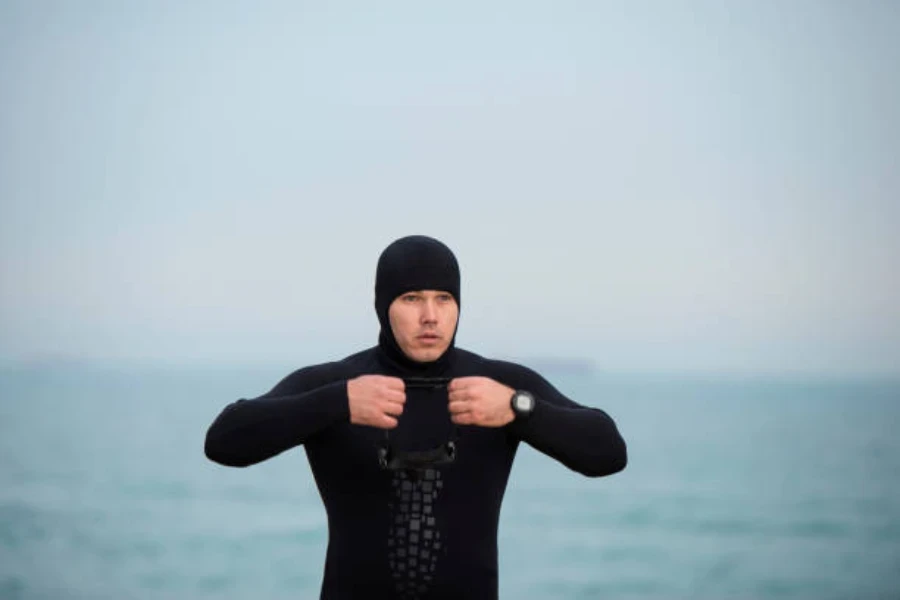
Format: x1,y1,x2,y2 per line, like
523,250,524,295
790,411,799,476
204,348,381,468
454,349,565,402
266,347,377,397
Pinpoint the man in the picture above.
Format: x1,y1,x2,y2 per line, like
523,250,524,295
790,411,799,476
204,235,627,600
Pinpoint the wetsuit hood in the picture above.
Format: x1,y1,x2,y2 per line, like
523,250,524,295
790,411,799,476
374,235,461,375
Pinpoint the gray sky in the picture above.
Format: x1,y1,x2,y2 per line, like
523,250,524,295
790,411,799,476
2,1,898,376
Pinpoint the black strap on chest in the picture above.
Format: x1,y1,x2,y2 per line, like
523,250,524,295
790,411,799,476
377,377,459,471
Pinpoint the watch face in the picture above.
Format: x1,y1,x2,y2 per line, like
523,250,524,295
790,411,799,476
514,393,533,411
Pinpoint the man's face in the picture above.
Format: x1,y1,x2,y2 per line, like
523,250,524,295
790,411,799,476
388,289,459,362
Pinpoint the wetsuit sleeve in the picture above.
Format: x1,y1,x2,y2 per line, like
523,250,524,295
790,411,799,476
204,366,350,467
506,367,627,478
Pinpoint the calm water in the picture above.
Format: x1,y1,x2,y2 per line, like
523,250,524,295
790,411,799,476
1,364,898,599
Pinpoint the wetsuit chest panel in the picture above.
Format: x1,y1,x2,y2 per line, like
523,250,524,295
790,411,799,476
390,386,455,453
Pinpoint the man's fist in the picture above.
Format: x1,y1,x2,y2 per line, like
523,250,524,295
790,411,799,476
447,376,515,427
347,375,406,429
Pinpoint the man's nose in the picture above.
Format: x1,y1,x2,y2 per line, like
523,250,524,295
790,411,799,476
421,299,438,322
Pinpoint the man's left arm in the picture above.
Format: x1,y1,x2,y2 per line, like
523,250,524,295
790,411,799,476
448,368,627,477
510,372,627,477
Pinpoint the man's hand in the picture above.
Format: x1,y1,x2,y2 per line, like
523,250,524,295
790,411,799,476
448,376,515,427
347,375,406,429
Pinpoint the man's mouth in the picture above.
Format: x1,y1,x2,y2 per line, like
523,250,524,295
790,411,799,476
418,333,441,342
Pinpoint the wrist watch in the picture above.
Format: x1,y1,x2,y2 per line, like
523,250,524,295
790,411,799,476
510,390,535,420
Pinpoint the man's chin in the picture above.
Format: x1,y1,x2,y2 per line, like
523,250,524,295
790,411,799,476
409,347,448,363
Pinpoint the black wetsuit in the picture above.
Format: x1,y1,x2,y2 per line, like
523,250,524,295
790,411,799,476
204,344,627,599
205,234,627,599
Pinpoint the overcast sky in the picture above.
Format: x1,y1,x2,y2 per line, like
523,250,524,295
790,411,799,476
2,1,898,376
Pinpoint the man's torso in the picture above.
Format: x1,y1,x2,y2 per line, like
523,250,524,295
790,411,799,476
296,347,524,599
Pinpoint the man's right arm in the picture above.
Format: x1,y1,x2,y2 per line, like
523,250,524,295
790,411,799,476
204,366,349,468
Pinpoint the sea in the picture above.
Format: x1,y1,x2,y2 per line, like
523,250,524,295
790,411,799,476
1,363,898,600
